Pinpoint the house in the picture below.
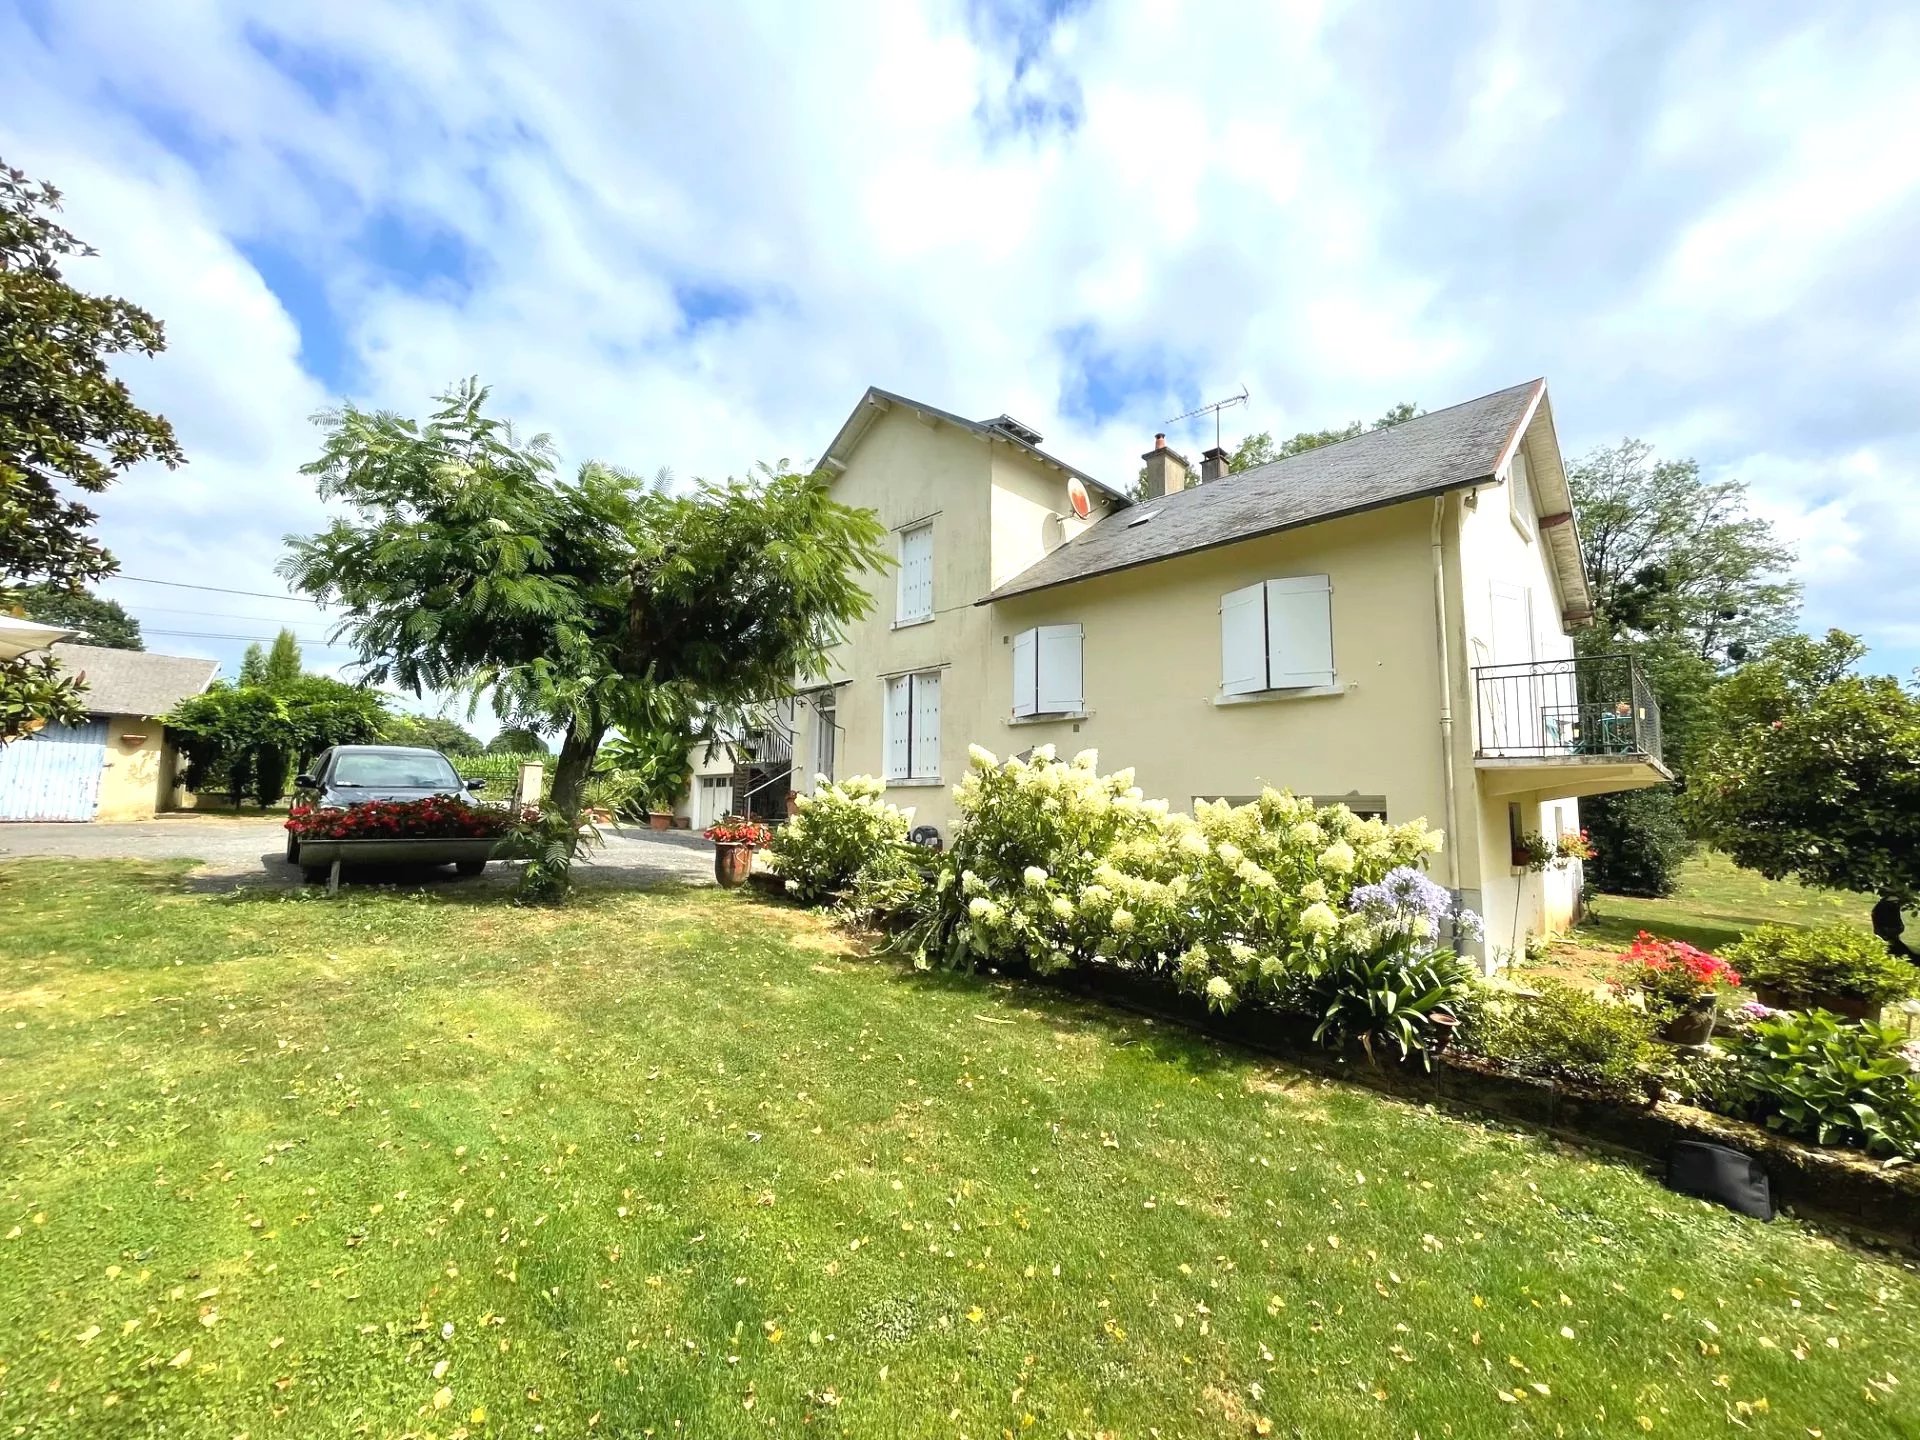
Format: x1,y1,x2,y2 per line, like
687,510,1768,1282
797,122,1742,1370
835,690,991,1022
783,379,1669,966
0,643,218,822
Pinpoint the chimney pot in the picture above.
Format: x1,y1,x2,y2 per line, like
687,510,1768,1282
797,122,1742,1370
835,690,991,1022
1154,433,1166,449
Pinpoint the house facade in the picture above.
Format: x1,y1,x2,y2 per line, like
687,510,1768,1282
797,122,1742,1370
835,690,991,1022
0,643,218,822
784,381,1668,966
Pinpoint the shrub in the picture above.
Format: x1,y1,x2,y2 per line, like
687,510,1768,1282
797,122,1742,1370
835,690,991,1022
914,746,1452,996
1298,935,1474,1067
1724,923,1920,1007
1581,788,1694,897
1456,981,1661,1097
1724,1010,1920,1158
768,776,914,905
1610,932,1742,1020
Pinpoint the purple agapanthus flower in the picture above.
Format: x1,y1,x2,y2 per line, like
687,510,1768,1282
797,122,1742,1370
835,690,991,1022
1348,865,1483,940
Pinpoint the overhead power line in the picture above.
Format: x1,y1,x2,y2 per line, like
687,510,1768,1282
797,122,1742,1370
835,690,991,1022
117,574,330,605
144,628,354,645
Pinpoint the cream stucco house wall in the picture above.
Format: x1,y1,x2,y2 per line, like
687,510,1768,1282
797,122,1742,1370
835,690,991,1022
786,381,1668,966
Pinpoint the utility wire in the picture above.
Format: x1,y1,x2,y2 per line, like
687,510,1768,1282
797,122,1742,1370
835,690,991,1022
145,628,354,645
117,574,330,605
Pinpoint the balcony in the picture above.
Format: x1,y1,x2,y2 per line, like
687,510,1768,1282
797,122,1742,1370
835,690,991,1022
1471,653,1671,800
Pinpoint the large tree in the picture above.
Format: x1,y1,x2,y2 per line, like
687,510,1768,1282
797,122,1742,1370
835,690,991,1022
280,381,889,820
380,712,483,756
1,159,181,737
1566,439,1800,895
1687,631,1920,937
13,584,142,649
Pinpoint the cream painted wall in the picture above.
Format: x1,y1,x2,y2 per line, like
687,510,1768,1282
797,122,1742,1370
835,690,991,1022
1450,412,1586,961
988,504,1453,842
94,715,174,821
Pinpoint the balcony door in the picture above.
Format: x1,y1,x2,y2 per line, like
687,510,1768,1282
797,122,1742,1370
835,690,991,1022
1486,583,1542,755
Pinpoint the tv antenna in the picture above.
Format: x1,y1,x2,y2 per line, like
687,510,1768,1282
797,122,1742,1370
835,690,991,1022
1167,384,1250,450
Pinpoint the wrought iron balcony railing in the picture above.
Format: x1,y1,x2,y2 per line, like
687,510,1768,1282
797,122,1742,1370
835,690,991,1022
1472,653,1663,766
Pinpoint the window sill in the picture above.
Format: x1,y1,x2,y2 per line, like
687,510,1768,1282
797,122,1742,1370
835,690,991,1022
884,776,946,788
1213,683,1346,707
892,615,935,631
1005,710,1091,726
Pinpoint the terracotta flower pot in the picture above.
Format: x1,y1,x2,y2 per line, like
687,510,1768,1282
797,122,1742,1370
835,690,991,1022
648,812,672,831
714,843,754,889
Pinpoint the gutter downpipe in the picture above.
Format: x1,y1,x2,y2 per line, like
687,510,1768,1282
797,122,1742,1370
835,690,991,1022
1431,496,1464,953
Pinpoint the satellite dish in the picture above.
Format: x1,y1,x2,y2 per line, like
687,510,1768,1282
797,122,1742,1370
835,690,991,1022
1066,476,1092,520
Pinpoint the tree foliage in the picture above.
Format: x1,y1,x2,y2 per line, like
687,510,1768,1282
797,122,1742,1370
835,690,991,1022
486,726,551,757
1227,402,1423,473
167,677,386,807
0,161,182,595
1580,787,1694,898
1,158,181,737
596,724,695,818
0,652,87,743
263,628,303,689
381,712,483,756
237,643,268,688
1688,631,1920,908
12,584,142,649
280,381,890,835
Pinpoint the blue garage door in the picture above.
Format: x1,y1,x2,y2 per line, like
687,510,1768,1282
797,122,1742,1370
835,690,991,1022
0,719,108,821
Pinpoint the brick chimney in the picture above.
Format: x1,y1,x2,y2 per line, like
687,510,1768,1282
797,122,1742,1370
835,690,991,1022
1140,433,1189,499
1200,446,1230,483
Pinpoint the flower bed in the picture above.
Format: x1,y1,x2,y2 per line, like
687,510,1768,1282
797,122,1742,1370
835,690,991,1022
287,796,518,841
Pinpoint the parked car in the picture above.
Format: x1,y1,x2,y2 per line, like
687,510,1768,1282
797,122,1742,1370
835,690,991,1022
286,744,491,873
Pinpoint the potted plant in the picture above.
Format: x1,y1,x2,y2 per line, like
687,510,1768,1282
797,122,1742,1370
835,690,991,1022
1611,932,1742,1045
1724,923,1920,1022
704,818,772,889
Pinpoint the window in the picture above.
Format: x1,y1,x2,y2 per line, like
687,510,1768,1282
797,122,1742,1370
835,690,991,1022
884,670,941,780
1508,448,1534,540
897,522,933,623
1011,624,1084,716
810,693,837,783
1219,574,1335,695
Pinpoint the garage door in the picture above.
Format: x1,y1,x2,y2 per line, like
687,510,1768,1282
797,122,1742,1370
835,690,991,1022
0,719,108,821
695,775,732,828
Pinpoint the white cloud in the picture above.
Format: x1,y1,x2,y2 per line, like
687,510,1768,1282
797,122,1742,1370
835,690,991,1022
2,0,1917,688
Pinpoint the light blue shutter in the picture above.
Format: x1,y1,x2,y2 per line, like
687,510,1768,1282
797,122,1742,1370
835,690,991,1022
886,676,911,778
911,672,941,778
1220,583,1267,695
1036,624,1083,713
1264,575,1334,688
1011,629,1038,717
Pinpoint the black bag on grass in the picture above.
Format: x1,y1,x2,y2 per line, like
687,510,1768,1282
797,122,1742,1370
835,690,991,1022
1667,1140,1774,1220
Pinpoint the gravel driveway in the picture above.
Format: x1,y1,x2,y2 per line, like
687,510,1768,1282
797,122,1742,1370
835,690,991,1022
0,816,715,893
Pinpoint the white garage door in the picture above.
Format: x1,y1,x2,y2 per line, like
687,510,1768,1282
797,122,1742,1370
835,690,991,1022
0,719,109,821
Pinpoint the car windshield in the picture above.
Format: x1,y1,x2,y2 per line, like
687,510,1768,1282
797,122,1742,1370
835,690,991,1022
329,752,462,789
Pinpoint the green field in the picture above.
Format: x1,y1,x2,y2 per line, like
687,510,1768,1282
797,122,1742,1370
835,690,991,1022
2,861,1915,1437
1579,851,1873,953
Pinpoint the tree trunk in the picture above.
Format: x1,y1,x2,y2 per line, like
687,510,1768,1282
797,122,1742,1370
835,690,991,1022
548,714,607,817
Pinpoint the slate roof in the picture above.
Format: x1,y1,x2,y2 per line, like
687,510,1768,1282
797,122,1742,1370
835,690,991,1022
50,643,219,718
984,379,1544,602
821,386,1134,504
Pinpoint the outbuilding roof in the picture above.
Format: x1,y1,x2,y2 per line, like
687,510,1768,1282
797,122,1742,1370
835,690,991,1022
50,643,219,718
983,379,1590,626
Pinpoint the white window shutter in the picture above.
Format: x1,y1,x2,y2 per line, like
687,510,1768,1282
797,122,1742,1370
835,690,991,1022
1036,624,1083,713
911,672,941,778
885,676,911,779
1265,575,1335,688
898,525,932,621
1011,628,1038,717
1220,582,1267,695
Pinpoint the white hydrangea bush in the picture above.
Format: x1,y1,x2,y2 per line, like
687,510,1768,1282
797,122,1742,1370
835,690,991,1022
767,774,914,904
926,747,1451,1009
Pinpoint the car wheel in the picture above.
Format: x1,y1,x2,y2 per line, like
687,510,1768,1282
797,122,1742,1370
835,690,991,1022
455,859,487,876
285,831,300,865
301,865,330,885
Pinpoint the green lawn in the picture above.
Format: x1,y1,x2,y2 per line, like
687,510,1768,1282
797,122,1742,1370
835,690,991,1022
2,862,1916,1438
1578,851,1873,953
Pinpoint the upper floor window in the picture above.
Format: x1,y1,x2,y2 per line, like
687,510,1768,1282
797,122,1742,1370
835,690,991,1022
897,522,933,624
1011,624,1084,717
1219,574,1335,695
1508,449,1535,540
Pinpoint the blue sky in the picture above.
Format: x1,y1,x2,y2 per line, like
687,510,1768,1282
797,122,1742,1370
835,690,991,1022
4,0,1919,723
